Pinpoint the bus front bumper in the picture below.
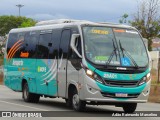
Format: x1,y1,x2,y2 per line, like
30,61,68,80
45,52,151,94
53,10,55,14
81,78,151,103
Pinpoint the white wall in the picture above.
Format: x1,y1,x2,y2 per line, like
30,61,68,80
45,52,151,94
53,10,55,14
149,51,159,70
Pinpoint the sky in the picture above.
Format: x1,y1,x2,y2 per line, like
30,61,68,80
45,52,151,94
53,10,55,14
0,0,139,23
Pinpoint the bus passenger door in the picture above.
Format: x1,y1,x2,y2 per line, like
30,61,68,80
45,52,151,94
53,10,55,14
36,31,52,95
58,29,71,97
47,29,61,96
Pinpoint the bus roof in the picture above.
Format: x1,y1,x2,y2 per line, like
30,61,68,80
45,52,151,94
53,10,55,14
9,19,136,33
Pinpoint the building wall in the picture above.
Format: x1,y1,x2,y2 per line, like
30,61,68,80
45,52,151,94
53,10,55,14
149,51,159,70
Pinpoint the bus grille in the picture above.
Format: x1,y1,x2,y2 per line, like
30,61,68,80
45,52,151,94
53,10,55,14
104,80,139,87
101,92,140,98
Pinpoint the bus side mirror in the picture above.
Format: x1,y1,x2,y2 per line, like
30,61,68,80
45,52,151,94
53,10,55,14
70,34,82,58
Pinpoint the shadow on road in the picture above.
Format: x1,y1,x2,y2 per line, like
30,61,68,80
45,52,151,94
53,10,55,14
17,98,122,113
38,99,124,117
3,98,125,117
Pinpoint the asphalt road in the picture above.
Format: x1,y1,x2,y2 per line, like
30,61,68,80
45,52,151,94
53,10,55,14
0,85,159,120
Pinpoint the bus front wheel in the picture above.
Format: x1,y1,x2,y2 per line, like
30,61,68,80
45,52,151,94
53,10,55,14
72,89,86,111
22,82,40,103
122,103,137,113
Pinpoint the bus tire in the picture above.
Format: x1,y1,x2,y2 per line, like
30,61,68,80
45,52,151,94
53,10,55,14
72,89,86,112
122,103,137,113
65,99,72,108
23,82,40,103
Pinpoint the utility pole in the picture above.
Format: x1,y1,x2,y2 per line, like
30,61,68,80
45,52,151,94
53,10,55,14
16,4,24,16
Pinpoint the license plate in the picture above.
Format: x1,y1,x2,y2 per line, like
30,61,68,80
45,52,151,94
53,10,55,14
115,93,128,97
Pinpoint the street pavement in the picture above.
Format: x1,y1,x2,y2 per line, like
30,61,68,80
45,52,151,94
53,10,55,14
0,85,159,120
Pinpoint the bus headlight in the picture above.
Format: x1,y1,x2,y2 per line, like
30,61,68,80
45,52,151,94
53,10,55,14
139,73,151,85
86,69,105,84
146,73,151,82
86,69,94,76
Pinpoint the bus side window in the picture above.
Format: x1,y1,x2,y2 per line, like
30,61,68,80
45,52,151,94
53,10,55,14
22,31,38,58
7,33,18,58
37,33,52,59
49,29,61,59
7,32,25,58
59,29,71,59
15,32,25,58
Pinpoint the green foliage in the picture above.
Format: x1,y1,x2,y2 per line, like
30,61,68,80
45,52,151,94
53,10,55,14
0,44,4,57
129,0,160,51
119,0,160,51
119,14,129,24
0,15,37,36
18,18,37,28
131,20,160,51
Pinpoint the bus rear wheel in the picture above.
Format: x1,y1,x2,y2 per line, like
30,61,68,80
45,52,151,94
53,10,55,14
22,82,40,103
122,103,137,113
72,89,86,112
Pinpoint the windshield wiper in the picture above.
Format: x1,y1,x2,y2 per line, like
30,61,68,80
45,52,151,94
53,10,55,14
106,39,117,67
119,40,139,69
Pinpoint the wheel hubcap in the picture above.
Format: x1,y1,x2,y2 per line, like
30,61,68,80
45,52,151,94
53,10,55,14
73,94,79,109
24,85,28,99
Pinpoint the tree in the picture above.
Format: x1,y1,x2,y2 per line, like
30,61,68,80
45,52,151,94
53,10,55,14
18,18,37,28
119,14,129,24
130,0,160,51
0,16,37,36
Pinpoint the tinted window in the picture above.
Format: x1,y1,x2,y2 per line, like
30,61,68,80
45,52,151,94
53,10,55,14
59,29,71,58
37,33,52,59
7,32,25,58
7,33,18,51
20,31,39,58
49,29,61,59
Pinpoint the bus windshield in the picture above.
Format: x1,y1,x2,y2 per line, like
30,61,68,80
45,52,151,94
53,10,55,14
82,26,149,67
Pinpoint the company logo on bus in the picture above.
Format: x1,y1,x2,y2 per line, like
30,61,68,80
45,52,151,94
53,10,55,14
7,39,24,61
12,59,23,66
104,73,117,79
37,66,46,72
20,52,29,58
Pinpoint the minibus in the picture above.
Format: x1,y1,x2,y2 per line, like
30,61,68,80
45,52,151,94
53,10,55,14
4,19,151,113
